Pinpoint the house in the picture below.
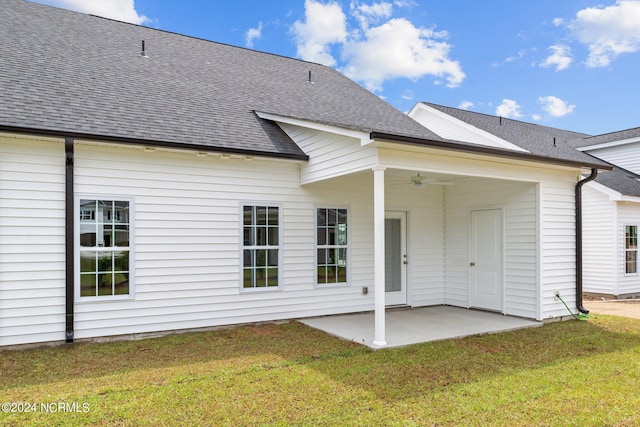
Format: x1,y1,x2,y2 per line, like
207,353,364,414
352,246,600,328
410,103,640,299
0,0,610,348
568,129,640,298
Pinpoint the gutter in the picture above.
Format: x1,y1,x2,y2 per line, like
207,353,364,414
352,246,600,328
65,137,74,343
370,132,611,171
575,168,598,315
0,125,309,162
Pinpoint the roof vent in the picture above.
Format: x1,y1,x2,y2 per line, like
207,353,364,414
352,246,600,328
307,70,314,84
140,40,147,57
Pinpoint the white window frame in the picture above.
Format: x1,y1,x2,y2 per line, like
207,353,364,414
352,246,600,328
75,196,135,301
625,224,638,275
315,207,350,287
240,203,283,291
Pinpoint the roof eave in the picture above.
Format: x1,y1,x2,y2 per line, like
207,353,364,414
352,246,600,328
370,131,612,171
0,125,309,162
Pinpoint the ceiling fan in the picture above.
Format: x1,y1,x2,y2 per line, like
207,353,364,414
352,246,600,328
409,173,455,187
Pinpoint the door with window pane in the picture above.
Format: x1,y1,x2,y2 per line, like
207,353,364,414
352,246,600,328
385,211,407,305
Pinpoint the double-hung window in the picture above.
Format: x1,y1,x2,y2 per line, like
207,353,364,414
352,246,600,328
243,205,280,289
79,199,132,297
316,208,348,285
625,225,638,274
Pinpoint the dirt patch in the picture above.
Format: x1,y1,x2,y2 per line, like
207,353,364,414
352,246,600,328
584,300,640,319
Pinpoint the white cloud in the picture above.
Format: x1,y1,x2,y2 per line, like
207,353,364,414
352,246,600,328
532,114,542,121
342,18,465,91
552,17,564,26
540,44,572,71
245,22,263,48
458,100,474,110
292,1,464,92
401,89,414,101
496,99,523,119
538,95,575,117
569,0,640,68
292,0,348,66
491,49,525,67
35,0,149,24
350,1,393,29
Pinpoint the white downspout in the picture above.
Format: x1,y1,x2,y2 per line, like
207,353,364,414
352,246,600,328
372,166,387,347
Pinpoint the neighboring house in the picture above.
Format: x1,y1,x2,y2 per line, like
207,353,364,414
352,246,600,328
0,0,610,348
569,129,640,297
411,103,640,299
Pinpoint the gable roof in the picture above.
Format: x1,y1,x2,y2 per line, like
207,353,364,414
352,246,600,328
419,103,609,167
0,0,442,160
418,103,640,196
568,127,640,150
594,164,640,198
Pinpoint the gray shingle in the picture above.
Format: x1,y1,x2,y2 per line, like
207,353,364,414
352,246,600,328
0,0,442,159
595,165,640,198
422,103,640,195
568,127,640,149
421,103,609,167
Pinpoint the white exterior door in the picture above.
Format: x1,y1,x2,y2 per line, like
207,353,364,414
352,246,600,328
470,209,503,312
385,211,407,306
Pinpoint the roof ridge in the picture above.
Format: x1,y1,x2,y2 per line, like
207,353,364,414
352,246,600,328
422,101,591,138
578,125,640,141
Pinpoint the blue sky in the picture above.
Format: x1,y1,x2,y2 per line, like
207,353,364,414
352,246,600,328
31,0,640,135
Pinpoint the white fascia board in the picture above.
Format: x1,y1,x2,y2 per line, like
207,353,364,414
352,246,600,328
619,195,640,203
255,111,371,145
408,103,529,153
577,136,640,152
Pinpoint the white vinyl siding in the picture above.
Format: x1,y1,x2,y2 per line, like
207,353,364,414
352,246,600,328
585,142,640,175
71,143,380,340
445,178,538,318
0,135,66,346
385,181,444,306
3,131,588,346
581,184,618,295
278,124,377,184
538,176,578,319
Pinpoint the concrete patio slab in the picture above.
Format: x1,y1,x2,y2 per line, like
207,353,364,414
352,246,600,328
300,306,542,349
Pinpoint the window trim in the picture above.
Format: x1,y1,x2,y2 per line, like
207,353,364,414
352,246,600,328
75,196,135,302
239,202,283,292
314,206,350,287
624,224,638,276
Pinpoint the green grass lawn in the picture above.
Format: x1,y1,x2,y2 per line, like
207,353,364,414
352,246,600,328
2,315,640,426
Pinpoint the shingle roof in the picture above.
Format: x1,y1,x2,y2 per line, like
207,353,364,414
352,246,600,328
421,103,609,167
595,164,640,198
421,103,640,196
568,127,640,149
0,0,442,159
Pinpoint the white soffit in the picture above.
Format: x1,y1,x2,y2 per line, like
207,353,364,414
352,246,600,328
408,104,529,153
255,111,372,145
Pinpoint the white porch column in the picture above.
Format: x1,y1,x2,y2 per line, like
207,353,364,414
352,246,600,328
372,166,387,347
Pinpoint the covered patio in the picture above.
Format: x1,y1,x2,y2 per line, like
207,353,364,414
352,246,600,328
300,306,542,349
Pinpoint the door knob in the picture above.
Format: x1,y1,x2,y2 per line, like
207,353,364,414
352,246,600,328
470,262,475,266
